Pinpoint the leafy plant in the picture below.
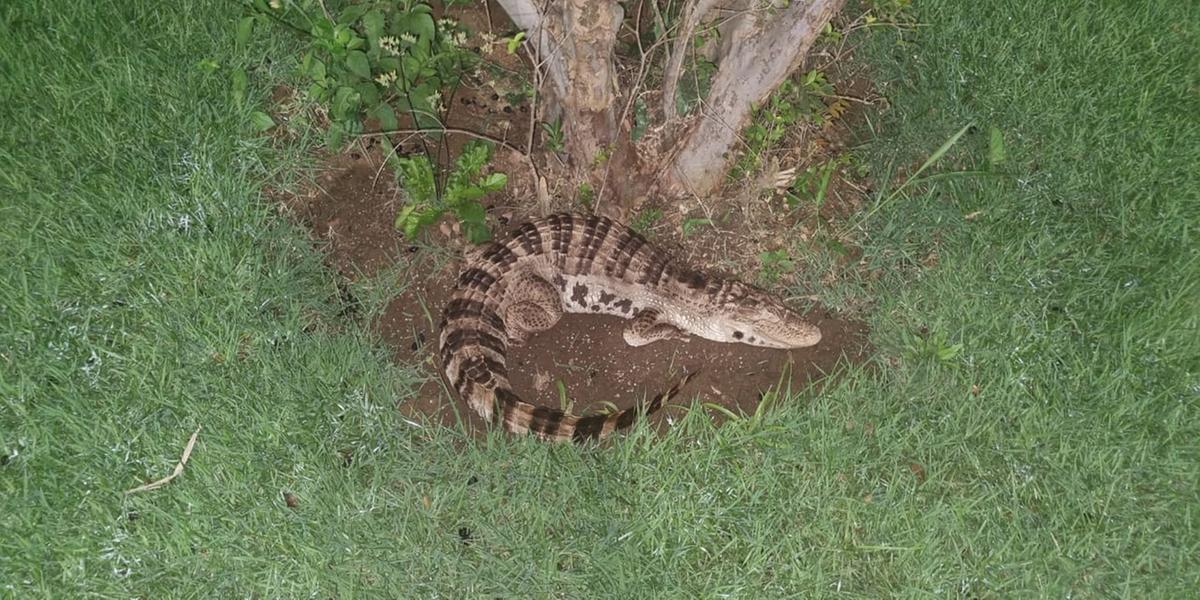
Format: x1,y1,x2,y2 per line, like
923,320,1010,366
251,0,477,148
731,69,836,180
866,0,916,24
391,140,507,243
630,208,663,234
681,217,712,237
505,31,526,54
541,118,564,152
575,182,595,208
900,329,963,367
757,249,794,284
786,154,851,211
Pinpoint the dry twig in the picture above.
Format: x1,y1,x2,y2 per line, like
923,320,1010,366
125,426,202,494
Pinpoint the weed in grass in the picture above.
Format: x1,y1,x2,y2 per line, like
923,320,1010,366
757,249,795,285
731,70,837,180
786,153,851,213
254,0,510,241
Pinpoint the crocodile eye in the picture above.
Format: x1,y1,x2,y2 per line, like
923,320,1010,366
732,331,744,340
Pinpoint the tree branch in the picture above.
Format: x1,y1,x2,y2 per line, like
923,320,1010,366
661,0,721,121
495,0,570,103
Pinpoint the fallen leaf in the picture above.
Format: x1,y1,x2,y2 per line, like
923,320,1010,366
908,462,927,484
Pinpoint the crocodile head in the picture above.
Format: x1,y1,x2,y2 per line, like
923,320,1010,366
707,284,822,349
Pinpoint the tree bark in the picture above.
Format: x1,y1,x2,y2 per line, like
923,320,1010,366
553,0,623,163
496,0,622,165
666,0,846,196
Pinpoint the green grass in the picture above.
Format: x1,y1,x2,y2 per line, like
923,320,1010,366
1,0,1197,597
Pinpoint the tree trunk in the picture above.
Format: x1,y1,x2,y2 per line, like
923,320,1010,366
496,0,622,164
496,0,846,216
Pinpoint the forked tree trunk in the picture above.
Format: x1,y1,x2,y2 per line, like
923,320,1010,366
497,0,846,217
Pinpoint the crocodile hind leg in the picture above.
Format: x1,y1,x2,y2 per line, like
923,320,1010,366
623,308,690,347
503,272,563,346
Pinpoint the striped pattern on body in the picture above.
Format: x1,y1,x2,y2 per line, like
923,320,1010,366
438,213,698,442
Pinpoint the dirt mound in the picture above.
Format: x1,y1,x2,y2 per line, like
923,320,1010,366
279,148,870,437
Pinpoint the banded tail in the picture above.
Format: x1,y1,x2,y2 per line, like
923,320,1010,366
493,371,697,442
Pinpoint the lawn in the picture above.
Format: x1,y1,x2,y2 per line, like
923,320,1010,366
1,0,1196,597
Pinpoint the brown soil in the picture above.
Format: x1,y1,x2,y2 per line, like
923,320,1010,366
271,4,879,438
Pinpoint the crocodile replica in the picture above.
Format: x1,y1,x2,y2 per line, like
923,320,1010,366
439,213,821,442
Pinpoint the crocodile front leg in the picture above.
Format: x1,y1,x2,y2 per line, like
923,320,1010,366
623,308,690,346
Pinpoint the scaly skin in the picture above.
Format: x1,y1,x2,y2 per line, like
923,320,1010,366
439,213,821,442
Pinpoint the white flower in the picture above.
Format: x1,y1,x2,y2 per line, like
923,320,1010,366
426,90,443,112
399,33,418,44
374,71,397,87
379,35,402,56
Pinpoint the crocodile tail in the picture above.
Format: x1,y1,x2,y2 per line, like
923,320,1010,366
494,371,698,443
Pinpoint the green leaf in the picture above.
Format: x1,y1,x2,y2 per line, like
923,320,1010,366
452,141,492,180
479,172,507,191
463,222,492,243
376,56,401,73
506,31,526,54
306,82,328,102
235,16,255,52
362,9,385,39
370,103,397,130
450,185,486,204
394,205,418,236
355,81,380,107
334,25,352,46
399,12,435,41
455,200,486,224
457,200,492,243
311,18,335,42
479,172,507,192
337,4,370,24
395,205,443,239
988,125,1006,165
196,58,220,74
681,217,712,237
345,50,371,79
330,86,361,121
230,67,247,108
249,111,275,132
326,122,345,149
307,56,327,82
391,154,436,204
